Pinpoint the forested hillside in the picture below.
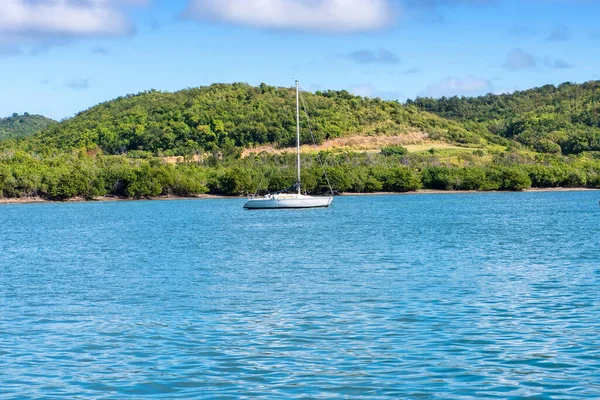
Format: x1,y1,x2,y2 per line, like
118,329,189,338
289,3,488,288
33,83,490,155
410,81,600,155
0,113,56,140
2,81,600,201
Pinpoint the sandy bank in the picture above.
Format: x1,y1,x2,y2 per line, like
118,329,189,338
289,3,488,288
0,194,237,205
341,188,600,196
2,187,598,205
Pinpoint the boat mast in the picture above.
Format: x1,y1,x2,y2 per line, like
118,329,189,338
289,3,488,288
296,80,301,194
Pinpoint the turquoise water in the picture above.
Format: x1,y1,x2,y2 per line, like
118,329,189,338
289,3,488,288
1,192,600,398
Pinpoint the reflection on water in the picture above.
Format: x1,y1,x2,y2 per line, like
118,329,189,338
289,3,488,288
1,192,600,398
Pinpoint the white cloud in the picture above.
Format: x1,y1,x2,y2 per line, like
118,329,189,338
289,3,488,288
185,0,394,33
421,76,493,98
503,48,537,70
349,83,402,100
543,57,574,69
64,78,93,90
493,86,519,96
502,48,574,71
545,24,570,42
0,0,146,48
343,48,400,64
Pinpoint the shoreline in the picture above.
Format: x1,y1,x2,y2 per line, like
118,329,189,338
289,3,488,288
1,187,598,205
0,194,235,205
342,187,600,196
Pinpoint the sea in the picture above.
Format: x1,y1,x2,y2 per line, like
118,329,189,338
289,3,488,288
1,191,599,398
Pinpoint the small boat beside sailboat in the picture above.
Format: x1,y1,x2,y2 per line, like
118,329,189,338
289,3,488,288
244,81,334,210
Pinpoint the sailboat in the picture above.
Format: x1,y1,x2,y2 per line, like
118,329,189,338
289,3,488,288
243,81,334,210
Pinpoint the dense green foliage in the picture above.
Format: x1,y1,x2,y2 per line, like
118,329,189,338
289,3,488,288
2,147,600,200
0,151,210,200
0,113,56,140
32,83,484,155
410,81,600,155
2,81,600,201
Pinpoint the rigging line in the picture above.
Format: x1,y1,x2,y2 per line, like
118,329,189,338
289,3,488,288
299,89,334,196
248,151,269,198
252,168,265,198
249,87,297,197
281,88,301,179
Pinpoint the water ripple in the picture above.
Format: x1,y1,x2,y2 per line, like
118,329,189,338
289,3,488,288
1,192,600,398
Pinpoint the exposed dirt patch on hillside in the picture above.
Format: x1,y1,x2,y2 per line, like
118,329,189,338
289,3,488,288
403,143,476,152
163,155,204,164
162,133,480,164
242,132,431,157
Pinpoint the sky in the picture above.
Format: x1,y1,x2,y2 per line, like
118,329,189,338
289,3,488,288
0,0,599,120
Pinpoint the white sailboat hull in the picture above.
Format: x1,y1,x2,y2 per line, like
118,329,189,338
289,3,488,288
243,81,335,210
244,194,333,209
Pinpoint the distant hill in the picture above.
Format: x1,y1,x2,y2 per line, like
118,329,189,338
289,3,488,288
3,81,600,200
0,113,56,140
410,80,600,155
33,83,494,156
27,80,600,158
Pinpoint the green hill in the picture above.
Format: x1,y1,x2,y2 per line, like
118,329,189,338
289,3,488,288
2,81,600,201
34,83,493,156
19,81,600,157
0,113,56,140
409,80,600,155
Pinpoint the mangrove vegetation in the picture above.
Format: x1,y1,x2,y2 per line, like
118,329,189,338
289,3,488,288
1,81,600,200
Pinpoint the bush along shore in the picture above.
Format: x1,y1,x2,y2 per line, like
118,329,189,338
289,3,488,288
1,148,600,202
2,81,600,202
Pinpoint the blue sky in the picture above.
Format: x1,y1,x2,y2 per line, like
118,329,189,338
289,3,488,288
1,0,599,120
